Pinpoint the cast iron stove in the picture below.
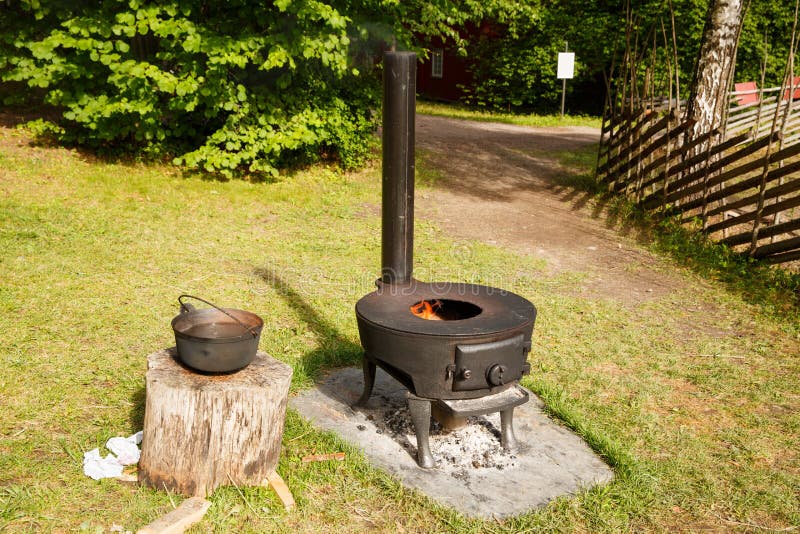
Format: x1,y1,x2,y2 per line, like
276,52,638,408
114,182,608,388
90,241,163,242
355,52,537,468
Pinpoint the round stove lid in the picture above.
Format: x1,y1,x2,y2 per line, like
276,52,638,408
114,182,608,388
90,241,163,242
355,281,536,337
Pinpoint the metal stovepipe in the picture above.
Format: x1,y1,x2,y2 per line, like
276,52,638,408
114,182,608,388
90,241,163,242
381,51,416,285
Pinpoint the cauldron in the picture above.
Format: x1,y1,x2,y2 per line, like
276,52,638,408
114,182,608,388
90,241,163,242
171,295,263,373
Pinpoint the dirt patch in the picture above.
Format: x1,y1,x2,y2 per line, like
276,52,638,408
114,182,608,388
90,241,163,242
414,114,685,306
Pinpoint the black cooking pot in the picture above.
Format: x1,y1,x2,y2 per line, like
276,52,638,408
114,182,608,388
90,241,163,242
171,295,263,373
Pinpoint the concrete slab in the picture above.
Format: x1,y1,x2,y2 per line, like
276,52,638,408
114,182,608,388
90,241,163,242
291,368,613,518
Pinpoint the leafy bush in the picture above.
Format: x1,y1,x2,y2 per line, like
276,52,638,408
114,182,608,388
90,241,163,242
1,0,378,176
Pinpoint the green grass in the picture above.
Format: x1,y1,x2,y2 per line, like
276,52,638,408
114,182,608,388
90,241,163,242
1,122,799,532
417,101,603,129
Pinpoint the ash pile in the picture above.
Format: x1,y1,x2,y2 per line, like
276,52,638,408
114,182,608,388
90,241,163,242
357,394,520,476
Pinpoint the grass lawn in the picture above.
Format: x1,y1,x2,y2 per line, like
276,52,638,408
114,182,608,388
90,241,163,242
417,101,602,129
1,119,798,532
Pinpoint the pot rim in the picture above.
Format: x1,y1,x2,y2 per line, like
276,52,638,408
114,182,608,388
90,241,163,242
171,307,264,343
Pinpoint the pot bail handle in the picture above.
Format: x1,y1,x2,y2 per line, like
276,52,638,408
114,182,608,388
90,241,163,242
177,294,258,337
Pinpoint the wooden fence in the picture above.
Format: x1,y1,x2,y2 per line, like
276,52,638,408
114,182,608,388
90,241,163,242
596,100,800,264
727,87,800,145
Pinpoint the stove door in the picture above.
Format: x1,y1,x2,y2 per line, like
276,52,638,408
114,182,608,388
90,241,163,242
452,334,531,391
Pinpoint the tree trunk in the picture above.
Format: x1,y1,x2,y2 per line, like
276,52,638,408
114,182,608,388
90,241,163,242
686,0,747,141
138,348,293,497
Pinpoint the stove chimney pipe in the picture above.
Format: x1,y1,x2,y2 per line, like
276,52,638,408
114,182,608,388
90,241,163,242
381,51,416,285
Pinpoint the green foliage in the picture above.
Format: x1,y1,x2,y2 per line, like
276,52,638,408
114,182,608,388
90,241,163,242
737,0,798,88
462,31,562,112
455,0,796,115
1,0,378,176
3,0,793,167
0,0,518,174
20,118,65,145
457,0,709,114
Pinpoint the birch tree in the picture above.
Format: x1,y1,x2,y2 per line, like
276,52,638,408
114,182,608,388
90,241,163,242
685,0,748,141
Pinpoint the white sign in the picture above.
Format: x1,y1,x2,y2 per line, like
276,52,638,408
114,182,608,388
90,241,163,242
557,52,575,79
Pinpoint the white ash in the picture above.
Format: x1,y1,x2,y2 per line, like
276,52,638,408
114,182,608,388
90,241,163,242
363,396,519,473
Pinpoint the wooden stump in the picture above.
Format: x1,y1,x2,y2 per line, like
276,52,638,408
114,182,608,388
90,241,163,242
138,348,292,497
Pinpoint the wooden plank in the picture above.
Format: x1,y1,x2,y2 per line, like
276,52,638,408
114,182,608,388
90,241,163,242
703,157,800,217
726,104,782,136
597,132,633,177
607,123,673,185
637,112,674,144
636,130,743,193
632,118,689,165
752,235,800,259
136,497,211,534
603,109,647,153
700,162,800,216
705,193,800,234
267,471,296,511
640,127,723,177
722,216,800,247
607,119,688,188
671,157,768,207
727,97,779,119
598,109,654,171
641,134,775,209
597,121,644,176
301,452,346,463
763,247,800,264
726,99,779,124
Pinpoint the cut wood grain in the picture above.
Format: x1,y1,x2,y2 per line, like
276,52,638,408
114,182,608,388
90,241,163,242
267,471,295,511
136,497,211,534
138,348,292,497
301,452,346,463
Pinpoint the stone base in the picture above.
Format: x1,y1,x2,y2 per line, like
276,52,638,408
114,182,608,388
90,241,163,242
291,367,613,518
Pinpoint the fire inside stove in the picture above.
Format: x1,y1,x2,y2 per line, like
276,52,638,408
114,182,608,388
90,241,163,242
410,299,482,321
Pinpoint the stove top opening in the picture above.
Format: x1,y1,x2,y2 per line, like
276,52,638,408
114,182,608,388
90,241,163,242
410,299,482,321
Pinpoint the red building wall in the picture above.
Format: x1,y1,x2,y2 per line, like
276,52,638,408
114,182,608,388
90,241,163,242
417,46,472,102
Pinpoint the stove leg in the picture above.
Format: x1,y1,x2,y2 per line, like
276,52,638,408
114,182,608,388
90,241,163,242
407,395,435,469
354,357,376,407
500,407,517,451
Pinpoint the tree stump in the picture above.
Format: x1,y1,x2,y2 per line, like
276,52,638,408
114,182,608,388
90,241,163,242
138,347,292,497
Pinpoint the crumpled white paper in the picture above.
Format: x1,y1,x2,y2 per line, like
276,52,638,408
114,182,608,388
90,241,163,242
106,431,143,465
82,431,143,480
83,449,124,480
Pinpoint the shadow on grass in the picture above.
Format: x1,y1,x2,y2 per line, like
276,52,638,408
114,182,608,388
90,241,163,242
539,150,800,321
567,176,800,321
1,108,284,184
125,267,366,433
130,386,146,433
254,266,363,384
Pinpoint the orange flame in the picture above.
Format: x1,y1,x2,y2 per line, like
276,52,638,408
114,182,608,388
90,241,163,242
410,299,443,320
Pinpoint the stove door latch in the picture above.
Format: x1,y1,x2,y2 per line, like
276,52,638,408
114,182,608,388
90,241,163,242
445,364,456,381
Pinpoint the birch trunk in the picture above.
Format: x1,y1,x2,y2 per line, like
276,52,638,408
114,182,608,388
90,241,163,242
686,0,746,143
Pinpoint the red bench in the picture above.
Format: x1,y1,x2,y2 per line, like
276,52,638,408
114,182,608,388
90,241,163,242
784,76,800,100
734,81,759,105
